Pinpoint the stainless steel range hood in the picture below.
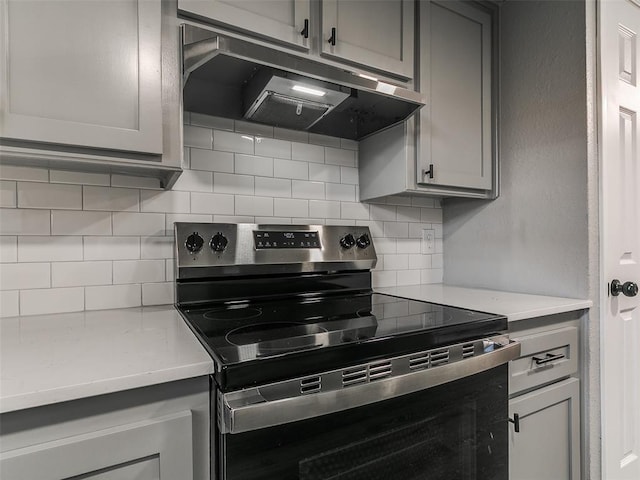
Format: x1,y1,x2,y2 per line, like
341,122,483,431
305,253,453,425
182,24,424,140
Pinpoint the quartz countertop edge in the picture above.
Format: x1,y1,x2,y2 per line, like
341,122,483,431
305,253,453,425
0,306,215,414
376,284,592,321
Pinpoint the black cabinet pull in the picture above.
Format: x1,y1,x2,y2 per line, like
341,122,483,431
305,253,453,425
300,18,309,39
423,164,434,179
509,413,520,433
532,352,565,365
328,27,336,46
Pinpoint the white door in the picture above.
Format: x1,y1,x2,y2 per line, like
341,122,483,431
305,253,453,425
600,1,640,479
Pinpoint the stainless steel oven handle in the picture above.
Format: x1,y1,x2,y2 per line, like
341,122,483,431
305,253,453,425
221,340,521,434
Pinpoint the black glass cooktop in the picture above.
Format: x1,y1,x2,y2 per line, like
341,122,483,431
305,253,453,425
178,292,506,390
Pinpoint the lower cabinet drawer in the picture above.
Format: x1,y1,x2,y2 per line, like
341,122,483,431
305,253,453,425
509,326,578,394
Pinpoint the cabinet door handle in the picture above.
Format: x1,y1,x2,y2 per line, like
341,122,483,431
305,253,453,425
509,413,520,433
532,352,565,365
301,19,309,39
423,164,434,179
328,27,337,46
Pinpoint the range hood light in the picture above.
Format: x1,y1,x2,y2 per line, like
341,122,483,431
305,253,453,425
292,85,327,97
358,73,379,82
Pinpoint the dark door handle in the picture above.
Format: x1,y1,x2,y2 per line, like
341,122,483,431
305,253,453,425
509,413,520,433
328,27,336,46
611,279,639,297
300,18,309,38
532,353,565,365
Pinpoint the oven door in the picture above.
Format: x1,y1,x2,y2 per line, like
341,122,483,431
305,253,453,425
216,342,518,480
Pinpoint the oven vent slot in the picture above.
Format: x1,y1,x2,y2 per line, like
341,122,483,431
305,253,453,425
430,349,450,366
369,361,392,381
342,366,368,386
462,343,475,358
300,376,322,394
409,352,430,370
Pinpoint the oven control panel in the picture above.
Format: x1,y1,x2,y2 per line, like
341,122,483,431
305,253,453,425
175,223,377,279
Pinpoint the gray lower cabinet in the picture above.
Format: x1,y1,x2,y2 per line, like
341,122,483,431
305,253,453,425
508,313,583,480
0,0,182,188
359,0,495,201
0,378,210,480
509,378,580,480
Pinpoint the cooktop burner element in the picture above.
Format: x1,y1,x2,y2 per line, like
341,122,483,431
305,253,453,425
173,223,507,390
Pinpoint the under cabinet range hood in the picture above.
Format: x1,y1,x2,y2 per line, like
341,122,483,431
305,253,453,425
182,24,425,140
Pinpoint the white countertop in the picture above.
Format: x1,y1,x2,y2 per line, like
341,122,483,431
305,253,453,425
376,284,592,321
0,306,214,414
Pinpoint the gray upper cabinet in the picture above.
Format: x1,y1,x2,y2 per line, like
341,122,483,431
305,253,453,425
359,0,494,201
0,0,182,188
178,0,311,51
417,1,492,190
320,0,414,79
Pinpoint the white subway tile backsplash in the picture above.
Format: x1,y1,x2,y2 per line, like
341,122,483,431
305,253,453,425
52,210,112,236
190,149,234,173
214,130,254,154
0,165,48,182
235,154,273,177
191,192,235,215
84,236,140,260
291,181,324,200
52,261,112,287
255,137,291,159
325,183,355,202
0,263,50,290
0,236,17,262
308,163,340,183
325,147,356,167
112,212,165,236
142,282,175,306
18,182,82,210
184,124,213,149
235,196,274,217
18,236,83,262
274,159,308,180
255,177,292,198
140,190,191,214
0,181,17,207
85,284,141,310
113,259,165,284
0,291,19,317
141,236,174,259
2,111,443,316
83,186,139,212
171,169,213,193
274,198,309,218
308,200,340,219
292,142,324,163
50,170,110,186
213,173,255,195
20,287,84,316
340,202,369,220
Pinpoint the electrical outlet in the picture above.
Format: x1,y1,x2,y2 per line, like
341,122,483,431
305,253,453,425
422,229,435,254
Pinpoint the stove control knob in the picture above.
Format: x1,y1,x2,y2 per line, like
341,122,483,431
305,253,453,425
210,233,228,252
185,232,204,254
340,233,356,249
356,233,371,249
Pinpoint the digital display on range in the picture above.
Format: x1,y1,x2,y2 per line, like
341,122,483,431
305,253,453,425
253,231,321,249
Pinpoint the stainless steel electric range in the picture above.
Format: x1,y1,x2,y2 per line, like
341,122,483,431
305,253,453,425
174,223,520,480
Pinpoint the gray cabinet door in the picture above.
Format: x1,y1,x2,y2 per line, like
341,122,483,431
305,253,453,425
0,411,193,480
0,0,163,155
509,378,580,480
179,0,311,50
417,1,492,190
321,0,414,79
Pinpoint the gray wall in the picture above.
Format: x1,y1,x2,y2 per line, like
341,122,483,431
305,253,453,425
443,0,590,299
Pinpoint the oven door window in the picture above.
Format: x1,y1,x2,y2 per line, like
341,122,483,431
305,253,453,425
218,365,508,480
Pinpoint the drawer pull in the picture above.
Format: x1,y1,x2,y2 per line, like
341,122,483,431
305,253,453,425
533,353,565,366
509,413,520,433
